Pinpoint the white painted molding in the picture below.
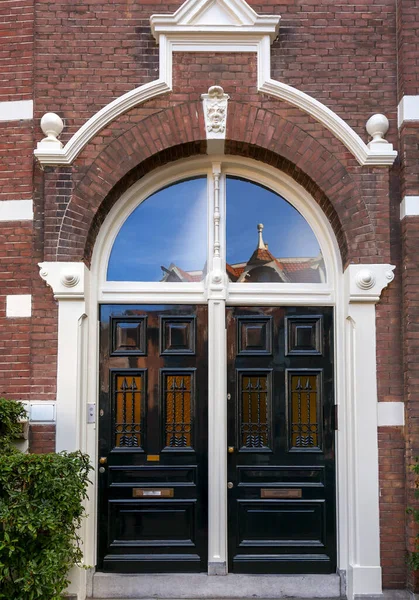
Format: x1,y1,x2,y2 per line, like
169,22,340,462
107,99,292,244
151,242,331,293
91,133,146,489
0,199,33,221
398,95,419,128
202,86,229,155
6,294,31,318
400,196,419,219
39,261,89,299
377,402,404,427
0,99,33,122
34,0,397,167
346,264,395,303
150,0,280,41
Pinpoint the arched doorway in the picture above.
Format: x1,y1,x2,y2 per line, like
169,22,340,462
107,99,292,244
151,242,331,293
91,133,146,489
91,156,341,575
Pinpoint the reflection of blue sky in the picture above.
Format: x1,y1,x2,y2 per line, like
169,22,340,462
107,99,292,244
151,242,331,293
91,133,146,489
107,177,322,282
227,178,321,263
107,178,207,281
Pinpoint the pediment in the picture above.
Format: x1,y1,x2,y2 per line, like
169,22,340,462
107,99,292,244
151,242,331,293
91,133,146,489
150,0,280,41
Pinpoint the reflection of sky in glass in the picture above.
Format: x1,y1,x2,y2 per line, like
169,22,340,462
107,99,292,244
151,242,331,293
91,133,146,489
227,177,321,264
107,178,207,281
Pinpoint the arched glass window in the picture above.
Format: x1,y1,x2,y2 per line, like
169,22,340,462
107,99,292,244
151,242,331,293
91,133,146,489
106,174,325,284
107,178,207,282
226,177,325,284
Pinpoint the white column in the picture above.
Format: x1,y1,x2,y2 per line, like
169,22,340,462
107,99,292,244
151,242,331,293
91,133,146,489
344,264,395,599
208,298,227,574
39,262,89,452
207,163,228,574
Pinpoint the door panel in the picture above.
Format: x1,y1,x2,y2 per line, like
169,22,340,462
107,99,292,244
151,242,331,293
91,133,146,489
227,306,335,574
98,305,208,573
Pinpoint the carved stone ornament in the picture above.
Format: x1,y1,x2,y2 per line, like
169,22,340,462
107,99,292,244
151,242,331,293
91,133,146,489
346,263,395,303
39,261,87,299
202,86,230,154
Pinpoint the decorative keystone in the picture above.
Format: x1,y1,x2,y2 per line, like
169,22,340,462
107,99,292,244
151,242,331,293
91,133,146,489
366,114,390,148
37,113,64,150
202,86,230,154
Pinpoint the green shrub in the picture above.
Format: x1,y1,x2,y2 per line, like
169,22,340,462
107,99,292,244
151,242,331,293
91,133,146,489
0,397,27,454
0,398,92,600
408,459,419,570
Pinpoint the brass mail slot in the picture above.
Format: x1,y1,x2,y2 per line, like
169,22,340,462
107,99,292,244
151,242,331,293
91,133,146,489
133,488,174,498
261,488,302,499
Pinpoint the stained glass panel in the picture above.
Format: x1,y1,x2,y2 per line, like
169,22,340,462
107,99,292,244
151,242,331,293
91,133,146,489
114,373,144,448
239,372,271,449
164,372,193,449
289,373,320,450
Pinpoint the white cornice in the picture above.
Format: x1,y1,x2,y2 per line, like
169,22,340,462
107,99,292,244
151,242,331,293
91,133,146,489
34,0,397,168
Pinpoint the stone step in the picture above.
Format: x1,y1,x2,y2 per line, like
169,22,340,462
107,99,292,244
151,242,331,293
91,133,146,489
89,573,342,599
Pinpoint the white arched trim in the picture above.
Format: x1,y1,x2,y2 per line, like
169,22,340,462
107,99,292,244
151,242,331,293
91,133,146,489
93,155,340,302
38,153,395,600
34,0,397,167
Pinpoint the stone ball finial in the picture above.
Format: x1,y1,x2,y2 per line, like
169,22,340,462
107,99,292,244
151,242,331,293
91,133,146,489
40,112,64,142
366,114,389,144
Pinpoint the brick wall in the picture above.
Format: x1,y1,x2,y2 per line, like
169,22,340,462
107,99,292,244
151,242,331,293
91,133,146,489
0,0,413,588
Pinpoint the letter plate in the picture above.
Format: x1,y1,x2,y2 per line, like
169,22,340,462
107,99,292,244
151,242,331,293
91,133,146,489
133,488,174,498
261,488,302,499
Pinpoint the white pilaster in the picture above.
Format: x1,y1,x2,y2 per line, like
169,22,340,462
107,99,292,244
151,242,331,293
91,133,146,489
39,262,89,452
207,298,228,574
344,264,395,600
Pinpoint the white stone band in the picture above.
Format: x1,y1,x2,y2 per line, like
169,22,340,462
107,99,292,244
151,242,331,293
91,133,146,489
377,402,405,427
400,196,419,219
6,294,31,318
398,95,419,128
0,199,33,221
0,100,33,122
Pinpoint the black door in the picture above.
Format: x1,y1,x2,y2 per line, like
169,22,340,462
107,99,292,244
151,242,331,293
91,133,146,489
227,306,336,574
98,304,208,573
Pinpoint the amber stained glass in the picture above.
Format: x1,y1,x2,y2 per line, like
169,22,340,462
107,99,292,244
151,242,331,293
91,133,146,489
164,374,192,448
240,374,270,448
115,374,143,448
290,374,318,448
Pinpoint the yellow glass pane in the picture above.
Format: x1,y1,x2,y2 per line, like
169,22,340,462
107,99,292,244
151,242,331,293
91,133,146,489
291,374,318,448
115,374,143,447
241,375,269,448
165,374,192,447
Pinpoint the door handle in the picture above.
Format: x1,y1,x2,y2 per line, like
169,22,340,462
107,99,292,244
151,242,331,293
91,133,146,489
228,446,235,454
227,482,234,489
99,457,107,465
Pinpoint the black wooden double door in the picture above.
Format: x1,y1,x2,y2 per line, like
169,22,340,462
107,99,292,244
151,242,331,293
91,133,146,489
98,305,208,572
227,306,336,574
98,304,335,574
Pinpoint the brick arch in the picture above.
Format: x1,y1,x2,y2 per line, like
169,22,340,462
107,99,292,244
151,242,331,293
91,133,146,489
52,101,381,266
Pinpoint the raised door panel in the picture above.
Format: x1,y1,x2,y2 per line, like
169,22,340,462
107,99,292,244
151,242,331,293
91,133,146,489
98,305,208,573
227,306,335,574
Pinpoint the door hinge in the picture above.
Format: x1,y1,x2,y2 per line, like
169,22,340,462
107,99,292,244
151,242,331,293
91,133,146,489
333,405,338,431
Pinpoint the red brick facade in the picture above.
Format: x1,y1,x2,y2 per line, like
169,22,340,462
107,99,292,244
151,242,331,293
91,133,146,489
1,0,418,593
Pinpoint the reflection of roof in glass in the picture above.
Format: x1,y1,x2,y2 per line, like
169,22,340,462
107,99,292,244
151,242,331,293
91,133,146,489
161,223,325,283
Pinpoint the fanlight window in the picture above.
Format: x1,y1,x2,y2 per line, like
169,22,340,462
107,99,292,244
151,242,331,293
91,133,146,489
107,178,207,282
226,177,325,284
107,175,325,284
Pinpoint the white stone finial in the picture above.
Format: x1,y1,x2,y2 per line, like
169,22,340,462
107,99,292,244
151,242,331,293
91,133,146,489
38,113,64,150
366,114,390,147
257,223,266,249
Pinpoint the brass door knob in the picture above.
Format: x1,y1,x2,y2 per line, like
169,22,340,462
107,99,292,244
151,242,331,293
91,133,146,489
99,457,107,465
228,446,235,454
227,482,234,489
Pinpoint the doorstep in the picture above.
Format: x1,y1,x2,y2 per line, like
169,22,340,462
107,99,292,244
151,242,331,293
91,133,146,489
89,573,343,599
